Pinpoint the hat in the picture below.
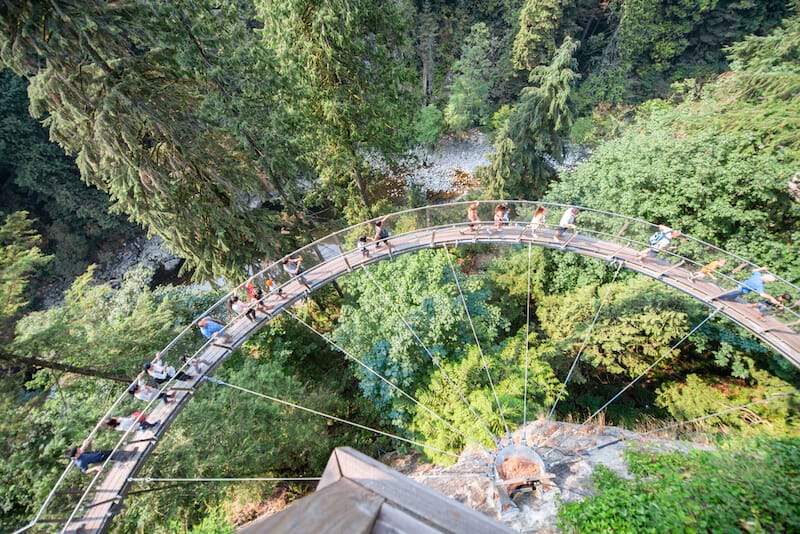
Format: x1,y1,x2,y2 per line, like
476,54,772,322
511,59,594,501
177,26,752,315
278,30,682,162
266,279,273,286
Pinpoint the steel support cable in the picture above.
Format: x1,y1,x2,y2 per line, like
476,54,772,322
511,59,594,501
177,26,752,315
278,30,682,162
130,477,321,483
284,310,490,454
547,261,624,421
204,377,458,459
523,242,533,441
361,264,499,447
542,307,722,459
547,389,800,467
442,244,511,438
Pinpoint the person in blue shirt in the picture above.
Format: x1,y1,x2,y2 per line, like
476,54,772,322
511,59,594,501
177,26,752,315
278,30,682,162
67,438,112,475
715,267,780,305
197,316,233,345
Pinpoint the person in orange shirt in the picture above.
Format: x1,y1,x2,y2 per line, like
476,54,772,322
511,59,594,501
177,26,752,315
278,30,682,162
689,258,727,282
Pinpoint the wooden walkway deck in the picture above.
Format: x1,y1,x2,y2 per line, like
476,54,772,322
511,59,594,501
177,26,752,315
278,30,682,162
62,222,800,533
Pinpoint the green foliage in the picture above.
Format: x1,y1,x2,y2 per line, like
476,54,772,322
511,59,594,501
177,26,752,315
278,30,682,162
481,244,548,328
0,2,302,281
180,512,234,534
257,0,418,215
656,371,799,437
548,21,800,277
511,0,570,71
413,328,561,463
12,265,179,378
413,105,445,149
0,71,136,279
333,250,504,424
538,277,689,382
611,0,789,93
484,37,579,198
558,438,800,533
445,23,495,133
0,371,114,532
0,211,52,342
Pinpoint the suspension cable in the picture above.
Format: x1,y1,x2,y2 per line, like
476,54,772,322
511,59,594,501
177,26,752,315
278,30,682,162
442,244,510,438
523,242,533,440
284,310,490,454
548,389,800,463
204,377,458,459
547,261,624,421
542,306,722,459
638,389,800,439
128,477,322,482
361,264,499,447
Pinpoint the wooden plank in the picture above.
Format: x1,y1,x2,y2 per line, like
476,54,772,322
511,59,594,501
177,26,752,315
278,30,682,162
373,503,442,534
560,232,578,250
238,478,382,534
332,447,514,533
657,259,685,278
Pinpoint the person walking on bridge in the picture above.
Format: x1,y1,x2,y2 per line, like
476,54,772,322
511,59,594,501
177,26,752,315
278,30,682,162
197,316,233,345
104,411,160,433
714,267,781,305
372,217,390,248
461,202,480,234
128,372,175,405
228,294,258,322
637,224,681,262
529,206,547,237
689,258,727,282
282,256,312,290
144,352,194,384
244,277,274,314
553,206,579,242
66,438,112,475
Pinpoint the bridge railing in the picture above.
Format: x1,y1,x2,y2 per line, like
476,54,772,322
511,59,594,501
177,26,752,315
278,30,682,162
17,200,799,533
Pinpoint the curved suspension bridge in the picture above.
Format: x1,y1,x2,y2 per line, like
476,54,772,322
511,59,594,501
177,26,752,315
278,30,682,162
16,201,800,533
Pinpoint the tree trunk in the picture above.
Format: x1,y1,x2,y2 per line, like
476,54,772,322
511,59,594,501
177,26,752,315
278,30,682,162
0,352,133,384
349,145,370,209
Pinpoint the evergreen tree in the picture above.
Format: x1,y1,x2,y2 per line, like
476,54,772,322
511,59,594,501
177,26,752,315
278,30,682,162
0,211,51,343
485,37,579,198
444,22,495,133
257,0,418,218
512,0,572,71
0,1,293,280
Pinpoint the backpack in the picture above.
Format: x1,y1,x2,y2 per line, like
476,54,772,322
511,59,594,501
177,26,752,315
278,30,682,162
379,227,389,239
648,231,669,246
